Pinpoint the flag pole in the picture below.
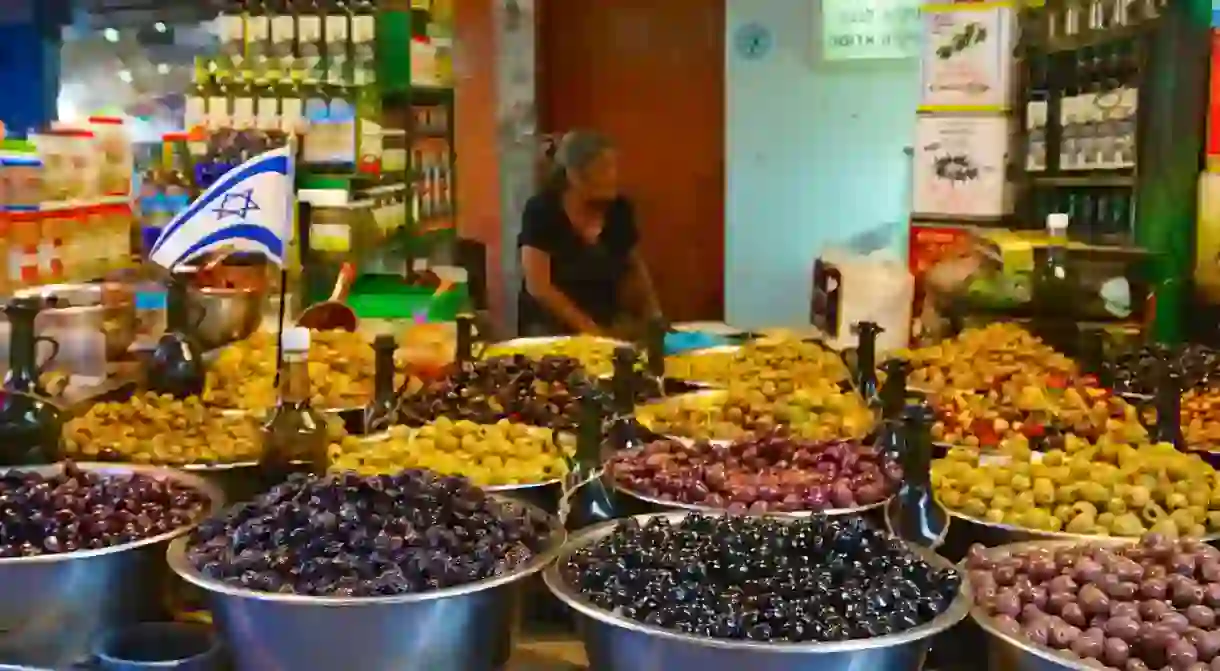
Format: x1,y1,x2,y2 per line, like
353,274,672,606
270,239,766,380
274,136,298,389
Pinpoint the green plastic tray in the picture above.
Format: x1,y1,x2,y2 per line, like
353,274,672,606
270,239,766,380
347,275,468,322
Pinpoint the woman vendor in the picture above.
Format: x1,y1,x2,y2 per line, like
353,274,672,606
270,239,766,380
518,130,662,337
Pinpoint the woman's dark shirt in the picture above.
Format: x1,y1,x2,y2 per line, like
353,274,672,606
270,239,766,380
518,192,638,334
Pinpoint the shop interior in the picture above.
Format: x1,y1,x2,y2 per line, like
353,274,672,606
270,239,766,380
0,0,1216,670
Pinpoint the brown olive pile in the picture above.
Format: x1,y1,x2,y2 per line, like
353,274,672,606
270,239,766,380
665,339,850,388
933,437,1220,538
63,393,262,465
635,384,874,443
203,330,407,412
969,534,1220,669
484,336,623,377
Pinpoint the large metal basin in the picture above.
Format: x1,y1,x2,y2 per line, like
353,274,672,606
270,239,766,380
0,463,223,668
544,511,971,671
187,285,266,351
166,498,564,671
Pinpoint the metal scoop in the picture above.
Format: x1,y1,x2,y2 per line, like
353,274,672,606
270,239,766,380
296,262,358,332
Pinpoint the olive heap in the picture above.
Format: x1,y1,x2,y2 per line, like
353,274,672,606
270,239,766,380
484,336,622,377
186,471,555,596
969,535,1220,670
610,436,901,513
636,383,874,443
395,355,603,430
0,461,210,557
932,437,1220,538
665,339,850,388
564,514,962,642
329,419,574,487
63,393,263,465
1108,344,1220,397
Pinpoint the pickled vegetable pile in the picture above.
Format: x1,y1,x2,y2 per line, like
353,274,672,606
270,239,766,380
933,439,1220,537
186,471,555,597
0,462,209,557
63,393,262,465
565,514,961,642
610,436,900,513
329,420,574,487
969,535,1220,669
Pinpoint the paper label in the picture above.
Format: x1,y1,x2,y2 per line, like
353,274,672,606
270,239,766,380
271,15,296,43
281,98,304,134
184,96,206,130
298,15,322,42
218,15,245,42
246,15,269,41
232,96,255,129
326,15,349,43
353,16,376,43
257,97,280,130
310,223,351,252
207,96,231,128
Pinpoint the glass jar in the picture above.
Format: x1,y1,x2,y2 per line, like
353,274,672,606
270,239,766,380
87,116,133,197
0,156,43,210
34,129,98,202
104,203,133,274
81,205,107,280
39,204,71,283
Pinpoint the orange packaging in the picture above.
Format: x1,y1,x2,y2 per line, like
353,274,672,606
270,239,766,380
0,213,10,295
8,211,41,288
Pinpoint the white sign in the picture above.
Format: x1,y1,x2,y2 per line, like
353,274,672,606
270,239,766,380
820,0,922,61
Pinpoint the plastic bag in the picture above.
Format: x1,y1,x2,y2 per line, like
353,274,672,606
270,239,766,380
811,224,914,354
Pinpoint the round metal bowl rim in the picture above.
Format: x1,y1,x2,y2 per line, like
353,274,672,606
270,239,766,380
613,483,890,517
0,462,224,565
962,538,1137,671
486,335,629,350
543,510,972,653
166,496,565,606
194,284,267,296
11,283,134,314
945,506,1220,543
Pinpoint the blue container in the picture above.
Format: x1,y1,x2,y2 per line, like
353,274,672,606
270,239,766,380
93,623,221,671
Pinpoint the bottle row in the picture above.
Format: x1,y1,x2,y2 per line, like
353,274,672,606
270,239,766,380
1028,186,1134,246
1037,0,1169,41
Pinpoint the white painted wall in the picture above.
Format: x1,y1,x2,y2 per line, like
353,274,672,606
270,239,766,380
725,0,920,327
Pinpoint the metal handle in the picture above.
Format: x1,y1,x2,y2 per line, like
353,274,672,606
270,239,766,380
34,336,60,375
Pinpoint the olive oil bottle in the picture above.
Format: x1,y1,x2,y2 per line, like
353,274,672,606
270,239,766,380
260,327,330,485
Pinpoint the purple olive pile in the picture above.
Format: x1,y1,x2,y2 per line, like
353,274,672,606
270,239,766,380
185,471,555,597
609,436,901,513
0,461,210,558
969,535,1220,669
564,514,962,642
396,355,606,431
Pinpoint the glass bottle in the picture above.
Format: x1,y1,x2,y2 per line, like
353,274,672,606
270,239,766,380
260,326,330,485
882,401,948,549
853,321,880,401
563,380,615,531
1031,213,1080,356
609,346,640,449
0,297,62,465
146,274,206,399
364,333,397,433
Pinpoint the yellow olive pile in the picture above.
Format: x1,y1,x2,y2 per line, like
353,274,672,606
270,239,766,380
901,323,1077,393
328,417,574,487
665,339,850,388
203,330,407,412
63,392,262,465
932,436,1220,538
483,336,623,377
1181,388,1220,449
636,384,874,442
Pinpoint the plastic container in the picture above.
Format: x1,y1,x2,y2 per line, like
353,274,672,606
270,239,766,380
103,203,133,274
33,129,99,202
39,204,71,283
7,211,41,289
80,205,108,280
87,116,133,197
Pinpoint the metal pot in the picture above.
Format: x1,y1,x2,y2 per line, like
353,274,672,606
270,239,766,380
92,622,222,671
0,463,224,668
186,286,266,352
12,283,136,360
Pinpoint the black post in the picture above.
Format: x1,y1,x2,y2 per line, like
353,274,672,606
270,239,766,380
644,317,666,380
1152,358,1184,448
879,358,910,422
853,321,881,400
884,400,948,549
455,314,474,362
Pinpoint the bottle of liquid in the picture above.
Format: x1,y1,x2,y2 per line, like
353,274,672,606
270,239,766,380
1151,359,1183,448
260,326,330,484
146,274,206,399
1032,212,1080,356
853,320,881,402
0,297,62,465
564,380,615,531
882,401,948,549
364,333,397,433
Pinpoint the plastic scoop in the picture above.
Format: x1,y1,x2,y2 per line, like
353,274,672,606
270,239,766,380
297,262,358,332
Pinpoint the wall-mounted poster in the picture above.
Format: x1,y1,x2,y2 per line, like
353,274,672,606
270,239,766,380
819,0,921,61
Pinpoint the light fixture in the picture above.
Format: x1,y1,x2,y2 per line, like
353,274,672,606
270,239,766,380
154,22,167,33
157,63,170,74
118,69,133,83
103,28,119,42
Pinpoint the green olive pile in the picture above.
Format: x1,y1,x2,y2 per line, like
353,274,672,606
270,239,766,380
932,435,1220,538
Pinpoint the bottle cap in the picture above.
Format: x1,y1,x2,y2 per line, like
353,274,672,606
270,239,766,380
281,327,311,353
1046,212,1070,233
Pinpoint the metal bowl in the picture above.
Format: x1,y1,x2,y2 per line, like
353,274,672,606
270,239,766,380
167,497,563,671
968,539,1133,671
0,463,223,668
543,511,971,671
12,282,137,360
188,285,266,351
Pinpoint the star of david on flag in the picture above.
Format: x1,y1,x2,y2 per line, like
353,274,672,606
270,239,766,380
149,145,294,270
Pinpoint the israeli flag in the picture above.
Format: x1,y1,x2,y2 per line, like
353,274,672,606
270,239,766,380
149,145,295,270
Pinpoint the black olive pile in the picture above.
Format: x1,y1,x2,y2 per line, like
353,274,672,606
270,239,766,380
0,461,210,558
396,355,609,431
969,534,1220,669
186,471,555,597
1108,344,1220,396
564,514,961,642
